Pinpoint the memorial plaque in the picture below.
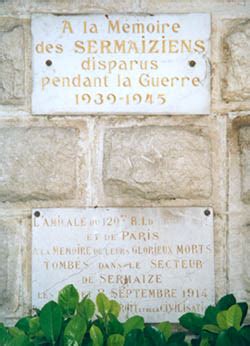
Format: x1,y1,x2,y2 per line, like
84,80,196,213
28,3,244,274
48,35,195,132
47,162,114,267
32,208,214,323
32,14,211,115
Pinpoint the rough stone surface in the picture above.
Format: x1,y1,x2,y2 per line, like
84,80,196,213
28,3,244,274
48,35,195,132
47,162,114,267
222,20,250,102
239,127,250,203
142,0,243,3
140,0,246,11
0,127,79,202
228,224,249,300
228,120,250,321
1,0,246,14
243,225,250,289
0,214,29,320
25,0,137,12
0,226,8,306
103,126,212,200
0,19,25,105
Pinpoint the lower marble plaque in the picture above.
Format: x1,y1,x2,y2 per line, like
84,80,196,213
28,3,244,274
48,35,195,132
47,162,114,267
32,208,214,323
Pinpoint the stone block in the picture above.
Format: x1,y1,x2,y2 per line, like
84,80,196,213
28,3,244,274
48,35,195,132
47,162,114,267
0,226,8,306
228,119,250,317
103,126,212,200
242,225,250,288
0,18,25,105
0,214,28,318
0,127,79,202
239,126,250,203
228,221,250,312
222,20,250,102
140,0,245,11
26,0,136,12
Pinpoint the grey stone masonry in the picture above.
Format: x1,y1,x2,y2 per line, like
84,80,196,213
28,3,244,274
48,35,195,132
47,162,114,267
0,126,79,202
103,126,212,200
0,18,25,105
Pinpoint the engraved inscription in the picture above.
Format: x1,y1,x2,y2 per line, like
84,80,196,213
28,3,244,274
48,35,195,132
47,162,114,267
32,208,215,323
32,14,211,114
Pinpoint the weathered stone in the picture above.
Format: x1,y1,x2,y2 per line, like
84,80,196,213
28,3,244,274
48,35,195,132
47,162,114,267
223,20,250,102
239,126,250,203
0,19,25,104
227,119,250,323
103,126,212,200
140,0,245,11
243,226,250,289
26,0,136,12
143,0,242,3
0,226,7,305
0,127,79,202
0,214,28,318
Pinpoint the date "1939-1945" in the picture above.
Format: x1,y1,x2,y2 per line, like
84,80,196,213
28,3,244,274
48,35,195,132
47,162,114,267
75,93,167,105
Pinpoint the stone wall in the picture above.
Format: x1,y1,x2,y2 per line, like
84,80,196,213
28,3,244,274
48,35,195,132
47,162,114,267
0,0,250,325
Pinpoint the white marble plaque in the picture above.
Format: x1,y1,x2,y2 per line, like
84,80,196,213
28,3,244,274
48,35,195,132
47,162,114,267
32,208,214,323
32,14,211,115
